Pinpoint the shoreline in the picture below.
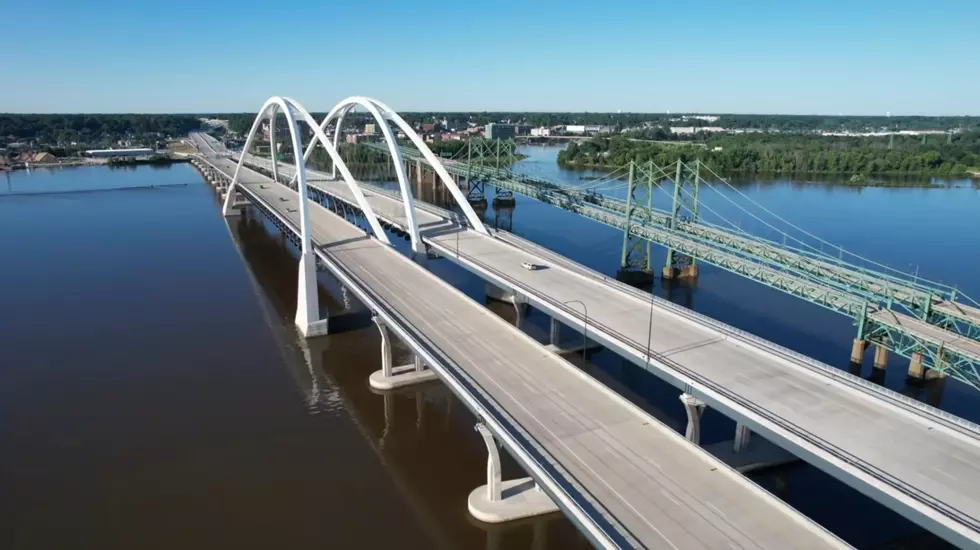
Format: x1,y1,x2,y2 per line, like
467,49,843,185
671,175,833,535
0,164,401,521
558,162,980,182
4,156,188,172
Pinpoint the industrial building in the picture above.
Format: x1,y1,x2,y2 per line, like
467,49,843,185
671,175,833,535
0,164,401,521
84,148,154,158
486,123,515,140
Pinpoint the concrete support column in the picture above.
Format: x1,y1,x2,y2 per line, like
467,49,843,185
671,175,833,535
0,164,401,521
679,393,705,445
468,423,558,523
733,423,751,453
513,301,528,330
295,251,327,337
873,345,888,370
549,318,560,346
476,423,502,502
486,283,528,329
374,316,394,378
908,352,925,380
850,338,867,364
368,318,438,391
680,264,700,280
662,266,679,280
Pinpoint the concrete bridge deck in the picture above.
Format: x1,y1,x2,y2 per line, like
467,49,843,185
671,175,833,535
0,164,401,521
227,151,980,549
211,156,846,549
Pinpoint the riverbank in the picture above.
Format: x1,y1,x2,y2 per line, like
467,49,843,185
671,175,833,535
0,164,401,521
4,154,189,172
559,158,978,179
558,132,980,179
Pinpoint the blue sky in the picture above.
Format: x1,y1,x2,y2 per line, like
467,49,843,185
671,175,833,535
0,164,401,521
2,0,977,115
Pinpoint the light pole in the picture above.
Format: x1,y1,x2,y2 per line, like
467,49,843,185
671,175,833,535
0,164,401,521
645,287,656,371
562,299,589,367
454,212,461,260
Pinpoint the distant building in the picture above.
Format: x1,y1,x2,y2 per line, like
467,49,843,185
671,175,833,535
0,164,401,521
683,115,720,123
32,152,58,164
364,123,376,136
346,134,360,144
669,126,727,135
530,127,551,137
421,123,437,132
565,125,586,134
486,123,516,140
84,148,154,158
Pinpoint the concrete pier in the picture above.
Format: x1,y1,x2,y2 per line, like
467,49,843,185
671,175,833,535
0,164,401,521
680,393,706,445
468,424,558,523
850,338,867,364
908,352,925,380
680,264,700,279
370,317,438,390
733,422,751,453
873,345,889,370
486,284,528,328
662,266,679,280
486,283,521,304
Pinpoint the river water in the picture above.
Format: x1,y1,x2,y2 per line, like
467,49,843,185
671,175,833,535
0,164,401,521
0,152,977,549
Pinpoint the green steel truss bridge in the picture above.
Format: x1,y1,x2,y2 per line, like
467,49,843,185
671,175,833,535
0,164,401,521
362,140,980,391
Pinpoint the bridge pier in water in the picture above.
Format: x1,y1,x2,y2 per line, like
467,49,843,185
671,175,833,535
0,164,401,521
485,283,528,329
468,423,559,524
544,317,601,356
369,316,439,391
679,392,796,473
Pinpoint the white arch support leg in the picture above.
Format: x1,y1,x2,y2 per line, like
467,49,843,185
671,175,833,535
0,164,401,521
368,316,438,391
330,106,352,180
468,423,558,523
296,251,326,337
680,393,705,445
269,107,280,184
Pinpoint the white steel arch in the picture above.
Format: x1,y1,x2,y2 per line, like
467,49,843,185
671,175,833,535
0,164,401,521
297,96,490,244
291,97,421,253
223,96,319,333
222,96,393,336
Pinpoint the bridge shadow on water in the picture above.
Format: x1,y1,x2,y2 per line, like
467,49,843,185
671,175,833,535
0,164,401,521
229,180,957,549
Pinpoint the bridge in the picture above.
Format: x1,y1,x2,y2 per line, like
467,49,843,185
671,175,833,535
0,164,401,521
188,96,980,549
359,141,980,391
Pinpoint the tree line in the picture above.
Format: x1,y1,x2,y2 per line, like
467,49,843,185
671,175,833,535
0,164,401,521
558,132,980,177
0,114,201,150
215,111,980,134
